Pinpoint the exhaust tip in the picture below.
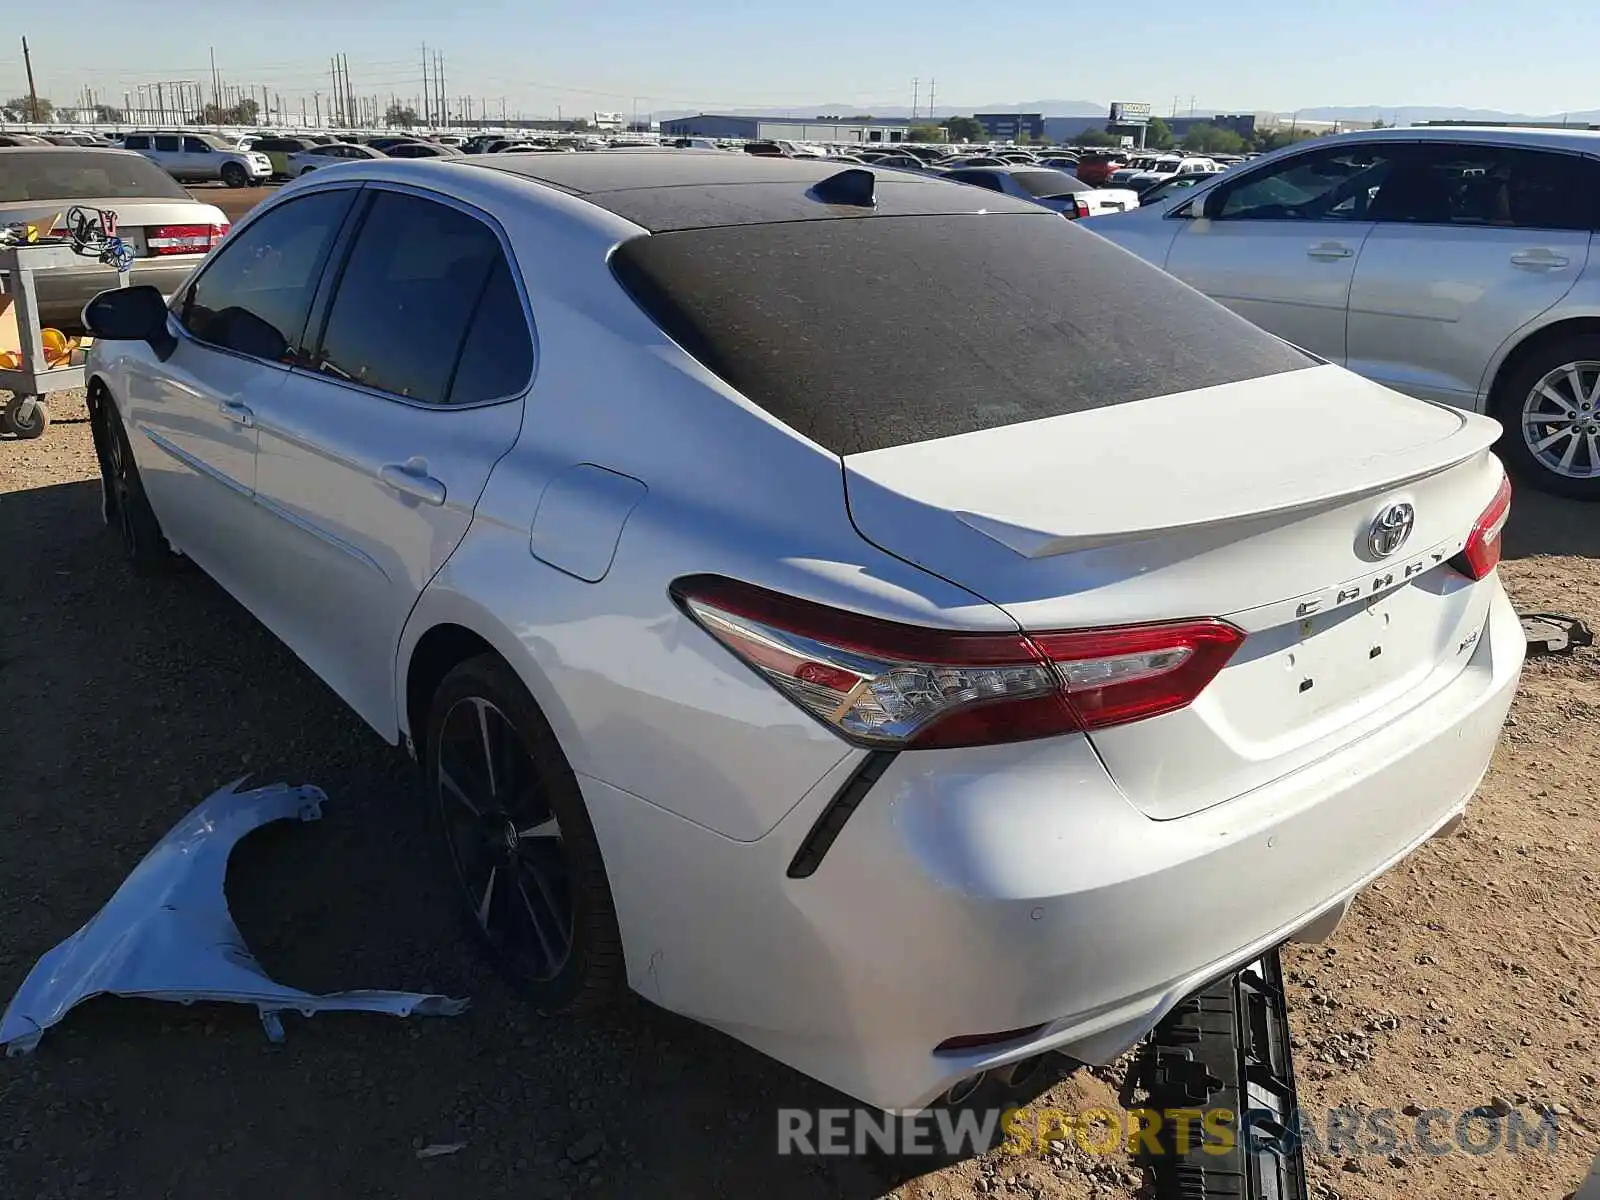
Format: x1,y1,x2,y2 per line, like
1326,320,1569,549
995,1053,1048,1089
944,1070,987,1106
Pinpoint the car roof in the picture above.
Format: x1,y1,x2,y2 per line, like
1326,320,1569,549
460,150,1042,232
1322,125,1600,154
0,144,142,156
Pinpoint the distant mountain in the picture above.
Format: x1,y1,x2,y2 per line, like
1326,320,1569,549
1298,105,1600,125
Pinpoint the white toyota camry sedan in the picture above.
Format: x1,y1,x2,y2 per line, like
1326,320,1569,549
80,151,1523,1112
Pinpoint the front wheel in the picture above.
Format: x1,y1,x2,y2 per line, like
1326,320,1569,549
424,655,625,1014
220,162,248,188
92,393,181,574
1495,335,1600,500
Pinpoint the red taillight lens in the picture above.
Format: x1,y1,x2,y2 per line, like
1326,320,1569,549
672,575,1244,750
147,223,229,256
1072,197,1090,219
1454,474,1512,580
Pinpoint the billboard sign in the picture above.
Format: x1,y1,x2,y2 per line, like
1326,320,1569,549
1109,102,1152,126
592,111,624,130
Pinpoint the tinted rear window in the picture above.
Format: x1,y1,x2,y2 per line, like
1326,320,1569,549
1010,169,1089,197
0,150,189,203
610,213,1314,456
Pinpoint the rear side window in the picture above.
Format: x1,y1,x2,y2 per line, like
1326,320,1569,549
179,189,357,360
311,191,529,404
1366,144,1600,231
123,134,151,150
154,135,181,152
611,214,1314,456
0,150,188,202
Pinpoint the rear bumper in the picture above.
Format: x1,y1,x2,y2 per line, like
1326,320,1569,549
583,579,1523,1111
30,258,200,327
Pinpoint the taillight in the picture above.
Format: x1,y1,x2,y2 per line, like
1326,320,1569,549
1071,197,1090,219
672,575,1244,750
1453,474,1512,580
147,223,229,256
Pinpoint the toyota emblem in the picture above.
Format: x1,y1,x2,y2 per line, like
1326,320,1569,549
1367,502,1416,558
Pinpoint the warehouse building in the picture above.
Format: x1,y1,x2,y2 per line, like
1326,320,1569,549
659,114,917,143
973,112,1045,141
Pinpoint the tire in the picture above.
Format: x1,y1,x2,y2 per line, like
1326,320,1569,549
424,654,624,1014
1494,333,1600,500
92,393,181,574
220,162,248,188
2,394,47,439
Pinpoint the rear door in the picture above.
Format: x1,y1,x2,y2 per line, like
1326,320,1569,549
124,186,360,592
151,133,183,177
1346,142,1597,407
181,135,218,181
1162,141,1403,362
245,186,534,736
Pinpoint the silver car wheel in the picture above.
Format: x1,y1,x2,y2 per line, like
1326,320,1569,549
1522,360,1600,479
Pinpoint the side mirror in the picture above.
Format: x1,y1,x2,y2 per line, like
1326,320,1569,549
82,285,177,360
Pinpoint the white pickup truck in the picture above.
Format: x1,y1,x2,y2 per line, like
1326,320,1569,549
121,132,273,188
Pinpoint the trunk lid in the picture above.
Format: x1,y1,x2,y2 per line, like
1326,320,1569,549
843,364,1506,818
0,198,228,259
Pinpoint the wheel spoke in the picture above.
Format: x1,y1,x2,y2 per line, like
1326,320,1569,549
473,698,499,799
1564,367,1589,408
516,874,565,967
1560,430,1582,472
438,765,482,815
476,866,499,925
1588,433,1600,474
1537,384,1578,416
517,815,561,840
1532,426,1573,453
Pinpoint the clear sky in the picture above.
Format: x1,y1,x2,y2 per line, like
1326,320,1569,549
5,0,1596,122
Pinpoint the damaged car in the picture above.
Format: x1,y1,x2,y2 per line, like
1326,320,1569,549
78,153,1523,1112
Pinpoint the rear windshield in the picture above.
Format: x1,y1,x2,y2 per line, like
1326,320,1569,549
1010,169,1089,197
0,150,189,203
610,213,1314,455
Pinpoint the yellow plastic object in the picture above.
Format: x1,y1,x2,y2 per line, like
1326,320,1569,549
24,213,62,242
0,330,80,370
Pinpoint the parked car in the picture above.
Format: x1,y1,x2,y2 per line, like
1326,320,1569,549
0,147,229,327
0,133,49,147
1131,173,1211,206
1125,156,1220,192
122,131,272,187
284,142,386,178
80,153,1521,1113
367,136,425,153
244,136,319,179
384,142,460,159
943,165,1139,217
1075,151,1129,186
1087,126,1600,497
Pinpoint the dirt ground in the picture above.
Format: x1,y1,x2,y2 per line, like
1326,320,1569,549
1,395,1595,1199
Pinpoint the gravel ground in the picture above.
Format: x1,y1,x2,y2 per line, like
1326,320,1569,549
1,395,1596,1199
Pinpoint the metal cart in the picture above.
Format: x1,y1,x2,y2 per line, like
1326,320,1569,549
0,241,127,440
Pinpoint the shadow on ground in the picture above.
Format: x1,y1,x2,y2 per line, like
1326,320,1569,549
1502,485,1599,562
0,478,1047,1200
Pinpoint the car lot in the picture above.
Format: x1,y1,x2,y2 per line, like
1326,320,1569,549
1,396,1595,1199
186,181,279,220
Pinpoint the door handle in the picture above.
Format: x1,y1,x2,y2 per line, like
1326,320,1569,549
219,400,254,427
379,459,447,506
1511,249,1570,269
1306,242,1354,260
